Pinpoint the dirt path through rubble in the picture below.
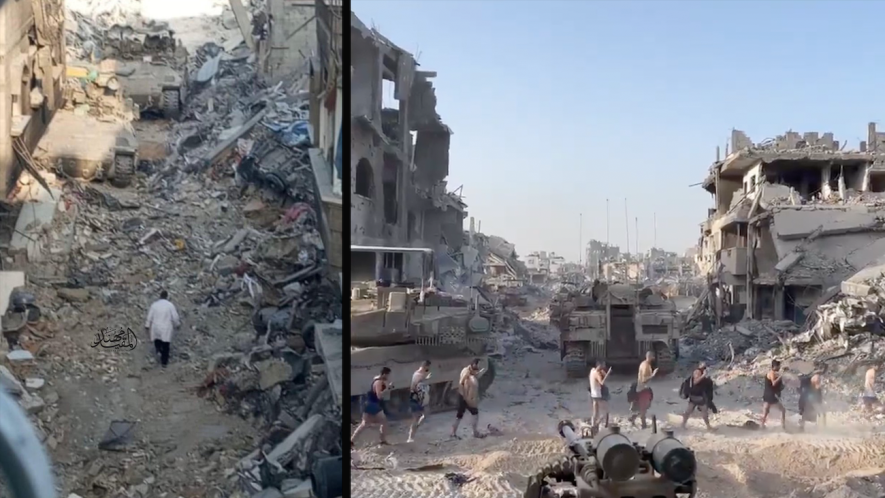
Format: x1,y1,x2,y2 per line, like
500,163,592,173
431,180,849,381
351,345,885,498
17,170,268,496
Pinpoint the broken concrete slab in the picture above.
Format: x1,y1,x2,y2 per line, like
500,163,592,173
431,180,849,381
775,252,804,273
25,378,45,390
0,365,24,394
5,350,35,362
10,186,63,260
57,288,91,302
266,414,323,466
314,320,342,407
255,359,294,390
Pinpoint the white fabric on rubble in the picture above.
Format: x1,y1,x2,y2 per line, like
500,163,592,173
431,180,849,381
145,299,181,342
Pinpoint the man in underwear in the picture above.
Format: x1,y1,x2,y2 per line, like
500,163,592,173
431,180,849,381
862,365,883,414
589,361,611,429
451,359,484,439
798,372,825,431
681,362,714,430
407,360,431,443
629,351,658,429
761,360,787,429
351,367,392,446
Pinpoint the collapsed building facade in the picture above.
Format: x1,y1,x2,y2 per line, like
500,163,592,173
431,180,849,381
350,13,466,284
697,124,885,323
0,0,66,197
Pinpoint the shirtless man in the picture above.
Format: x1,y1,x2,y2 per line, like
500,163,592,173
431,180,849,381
451,359,484,439
629,351,659,429
407,360,432,443
589,361,611,429
351,367,392,446
681,363,713,430
862,365,882,414
762,360,787,429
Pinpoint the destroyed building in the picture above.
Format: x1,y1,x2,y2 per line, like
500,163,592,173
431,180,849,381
0,0,66,197
698,124,885,323
585,240,620,279
350,13,466,284
308,0,343,280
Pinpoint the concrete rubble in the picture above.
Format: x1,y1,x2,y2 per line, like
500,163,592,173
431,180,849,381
0,1,341,497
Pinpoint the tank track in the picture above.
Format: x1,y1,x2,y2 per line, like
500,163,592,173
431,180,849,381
654,341,675,375
110,154,135,188
163,89,181,120
564,343,587,378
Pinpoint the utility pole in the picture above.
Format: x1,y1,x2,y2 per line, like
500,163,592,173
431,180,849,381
606,198,610,250
579,213,583,266
654,212,657,251
624,198,630,262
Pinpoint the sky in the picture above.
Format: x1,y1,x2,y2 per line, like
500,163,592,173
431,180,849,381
352,0,884,262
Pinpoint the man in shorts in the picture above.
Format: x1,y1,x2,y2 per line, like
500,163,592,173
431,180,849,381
629,351,658,429
451,358,484,439
680,362,714,430
407,360,431,443
761,360,787,429
351,367,392,446
589,361,611,429
862,365,883,414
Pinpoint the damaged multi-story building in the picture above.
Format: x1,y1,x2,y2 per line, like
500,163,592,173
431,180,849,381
0,0,66,197
698,124,885,322
350,13,466,283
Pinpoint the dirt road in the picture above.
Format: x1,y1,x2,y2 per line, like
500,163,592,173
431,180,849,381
351,347,885,498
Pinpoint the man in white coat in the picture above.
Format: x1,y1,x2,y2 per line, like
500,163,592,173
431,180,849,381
145,290,181,367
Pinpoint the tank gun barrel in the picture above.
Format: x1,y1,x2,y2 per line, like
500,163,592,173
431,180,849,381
645,430,697,484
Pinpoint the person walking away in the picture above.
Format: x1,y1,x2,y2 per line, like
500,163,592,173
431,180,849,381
762,360,787,429
629,351,658,429
351,367,392,446
451,359,484,439
862,366,883,414
798,373,825,431
407,361,432,443
145,290,180,368
589,361,611,429
680,363,714,430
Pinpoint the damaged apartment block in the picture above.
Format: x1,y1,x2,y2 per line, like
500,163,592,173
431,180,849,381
0,0,66,197
697,124,885,324
350,13,465,283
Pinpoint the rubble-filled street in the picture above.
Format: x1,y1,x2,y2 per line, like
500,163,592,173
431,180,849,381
347,10,885,497
1,0,342,497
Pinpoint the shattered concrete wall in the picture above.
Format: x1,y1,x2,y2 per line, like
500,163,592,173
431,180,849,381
0,0,66,197
731,128,840,152
350,13,464,285
266,0,317,83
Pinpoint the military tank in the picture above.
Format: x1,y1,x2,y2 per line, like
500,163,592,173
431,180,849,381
350,246,496,422
551,281,681,378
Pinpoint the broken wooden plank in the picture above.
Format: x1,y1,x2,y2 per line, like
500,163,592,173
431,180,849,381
202,108,268,165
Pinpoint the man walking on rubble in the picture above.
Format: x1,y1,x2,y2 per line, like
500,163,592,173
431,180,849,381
798,372,825,431
407,360,432,443
680,362,714,430
862,365,883,414
451,359,485,439
351,367,393,446
629,351,658,429
761,360,787,429
145,290,181,368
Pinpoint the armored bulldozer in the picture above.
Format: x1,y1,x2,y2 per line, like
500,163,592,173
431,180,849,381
551,282,681,378
350,246,495,422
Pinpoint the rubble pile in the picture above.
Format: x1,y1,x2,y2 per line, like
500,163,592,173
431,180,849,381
0,1,341,497
811,275,885,342
683,319,803,362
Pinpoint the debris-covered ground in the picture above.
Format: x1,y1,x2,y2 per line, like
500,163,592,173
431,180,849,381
0,1,341,497
352,292,885,498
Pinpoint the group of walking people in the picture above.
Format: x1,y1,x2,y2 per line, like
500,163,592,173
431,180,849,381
589,353,882,433
350,358,486,446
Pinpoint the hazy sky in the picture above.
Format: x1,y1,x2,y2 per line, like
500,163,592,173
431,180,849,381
351,0,884,261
